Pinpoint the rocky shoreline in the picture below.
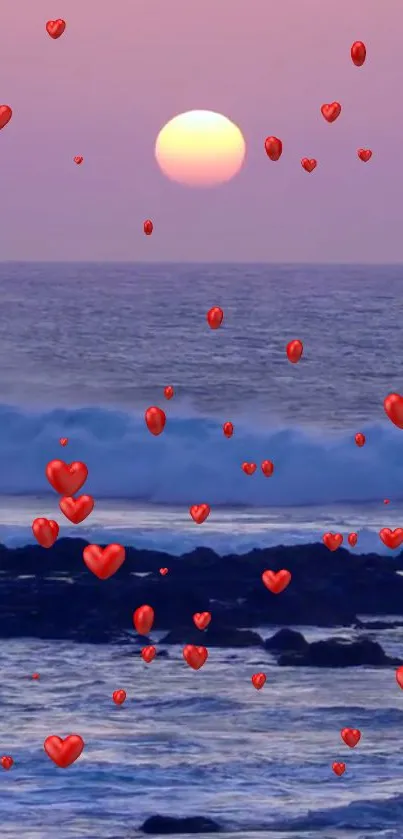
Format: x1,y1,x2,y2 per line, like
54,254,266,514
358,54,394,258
1,537,403,652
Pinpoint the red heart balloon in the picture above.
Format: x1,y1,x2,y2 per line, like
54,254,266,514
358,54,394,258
159,567,169,575
223,421,234,438
59,495,94,524
189,504,210,524
0,106,12,131
133,605,154,635
251,673,266,690
46,19,66,39
44,734,84,767
46,460,88,496
357,148,372,162
1,756,13,770
144,219,153,235
384,393,403,429
286,340,303,363
32,518,59,549
141,645,156,663
242,462,257,475
59,437,68,447
164,385,174,400
193,612,211,630
206,307,224,329
355,432,366,447
262,569,291,594
112,689,126,705
323,532,343,551
83,544,126,579
145,406,166,436
340,728,361,748
351,41,366,67
321,102,341,123
396,666,403,689
264,136,282,161
332,762,346,776
379,528,403,549
183,645,208,670
73,155,83,165
348,532,358,547
301,158,317,173
261,460,274,477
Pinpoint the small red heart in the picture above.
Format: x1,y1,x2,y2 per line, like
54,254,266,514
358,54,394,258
0,105,12,131
1,756,13,770
112,689,126,705
321,102,341,123
193,612,211,630
59,438,68,447
384,499,390,504
286,340,303,363
379,528,403,549
261,460,274,477
264,136,283,161
73,155,83,165
141,645,156,663
262,569,291,594
59,495,94,524
348,532,358,547
242,462,257,475
159,567,168,575
396,666,403,689
357,148,372,162
301,158,317,173
145,406,166,436
83,543,126,579
351,41,366,67
144,219,153,235
332,762,346,776
133,605,154,635
46,19,66,39
251,672,266,690
44,734,84,767
384,393,403,429
183,645,208,670
189,504,210,524
323,532,343,551
223,421,234,438
46,460,88,496
32,518,59,549
206,307,224,329
31,673,40,680
355,432,366,447
341,728,361,748
164,386,174,400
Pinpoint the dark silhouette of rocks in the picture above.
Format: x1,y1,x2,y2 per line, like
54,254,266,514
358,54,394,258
264,628,308,652
161,626,263,647
1,537,403,642
276,636,400,667
140,815,221,834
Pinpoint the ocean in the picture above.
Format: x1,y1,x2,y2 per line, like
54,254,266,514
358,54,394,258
1,261,403,839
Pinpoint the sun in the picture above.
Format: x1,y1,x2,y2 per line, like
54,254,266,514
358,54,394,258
154,110,246,188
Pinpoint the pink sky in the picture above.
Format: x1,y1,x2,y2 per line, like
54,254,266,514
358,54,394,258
0,0,401,261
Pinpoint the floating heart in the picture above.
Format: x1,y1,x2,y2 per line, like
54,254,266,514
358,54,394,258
159,567,168,575
133,605,154,635
112,689,126,705
0,106,12,131
206,307,224,329
323,532,343,551
145,406,166,436
144,219,153,235
59,438,68,447
83,543,126,579
46,460,88,496
262,569,291,594
321,102,341,123
31,673,40,680
141,645,156,663
301,158,317,173
242,462,257,475
73,156,83,165
379,528,403,549
251,673,266,690
351,41,366,67
286,340,303,363
355,432,365,447
189,504,210,524
348,532,358,547
384,393,403,429
44,734,84,767
193,612,211,631
32,518,59,549
332,762,346,776
183,645,208,670
59,495,94,524
223,421,234,438
357,149,372,162
264,136,283,161
341,728,361,748
1,756,13,770
261,460,274,477
46,19,66,39
164,385,174,400
396,666,403,689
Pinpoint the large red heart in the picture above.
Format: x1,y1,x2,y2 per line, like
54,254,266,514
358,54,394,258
145,406,166,436
183,645,208,670
32,517,59,548
323,532,343,551
0,105,12,131
384,393,403,429
321,102,341,123
193,612,211,630
44,734,84,767
133,605,154,635
59,495,94,524
46,460,88,496
251,672,266,690
341,728,361,748
262,569,291,594
83,544,126,579
379,528,403,549
242,462,257,475
189,504,210,524
46,19,66,39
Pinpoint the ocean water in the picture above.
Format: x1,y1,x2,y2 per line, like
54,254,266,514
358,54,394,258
1,261,403,554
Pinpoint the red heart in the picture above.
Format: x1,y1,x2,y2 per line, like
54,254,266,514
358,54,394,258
46,19,66,39
44,734,84,767
223,421,234,438
332,762,346,776
321,102,341,123
159,567,168,575
251,672,266,690
83,543,126,579
183,645,208,670
59,438,68,447
262,569,291,594
323,532,343,551
261,460,274,477
351,41,366,67
32,518,59,549
133,605,154,635
46,460,88,496
59,495,94,524
1,756,13,770
242,462,257,475
144,219,153,235
193,612,211,630
31,673,40,680
73,156,83,165
384,393,403,429
141,645,156,663
112,689,126,705
264,136,283,162
189,504,210,524
357,148,372,162
0,105,12,131
145,406,166,436
341,728,361,748
379,528,403,549
301,158,317,172
348,532,358,547
286,339,303,363
164,386,174,400
355,432,365,447
206,307,224,329
396,667,403,689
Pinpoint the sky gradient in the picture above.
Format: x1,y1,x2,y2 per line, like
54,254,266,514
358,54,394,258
0,0,401,262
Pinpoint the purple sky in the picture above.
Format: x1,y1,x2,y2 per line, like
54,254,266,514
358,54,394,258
0,0,401,262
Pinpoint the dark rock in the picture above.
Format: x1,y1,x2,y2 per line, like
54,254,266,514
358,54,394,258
264,628,308,652
277,636,401,667
140,815,221,834
161,625,263,647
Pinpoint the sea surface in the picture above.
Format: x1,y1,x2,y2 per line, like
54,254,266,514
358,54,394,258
1,261,403,554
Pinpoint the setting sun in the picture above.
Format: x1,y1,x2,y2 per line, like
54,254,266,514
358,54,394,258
154,110,246,188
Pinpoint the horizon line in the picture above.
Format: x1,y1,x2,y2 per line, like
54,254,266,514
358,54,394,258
0,260,403,267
